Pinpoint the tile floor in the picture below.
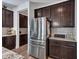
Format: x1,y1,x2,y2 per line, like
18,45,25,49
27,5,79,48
12,44,53,59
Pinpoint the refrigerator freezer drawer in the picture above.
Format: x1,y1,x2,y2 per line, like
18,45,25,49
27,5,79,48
38,46,46,59
29,44,46,59
29,44,39,58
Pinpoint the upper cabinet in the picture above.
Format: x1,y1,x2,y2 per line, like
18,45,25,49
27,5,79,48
51,0,75,27
34,0,75,27
34,8,42,18
19,14,28,28
2,8,13,27
42,7,50,19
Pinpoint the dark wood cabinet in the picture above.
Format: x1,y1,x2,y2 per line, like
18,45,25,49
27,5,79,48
34,8,42,18
42,7,50,19
2,36,16,50
51,0,74,27
61,46,76,59
50,4,62,27
2,8,6,27
49,44,61,59
19,34,27,46
49,39,77,59
2,8,13,27
49,40,62,59
34,0,75,27
19,14,28,28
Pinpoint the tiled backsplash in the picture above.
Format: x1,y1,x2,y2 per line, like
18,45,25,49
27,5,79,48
2,28,11,35
19,28,28,34
51,28,76,39
2,27,28,35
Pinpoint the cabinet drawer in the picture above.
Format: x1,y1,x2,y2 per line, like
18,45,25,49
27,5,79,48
49,39,62,45
62,41,76,47
49,39,76,47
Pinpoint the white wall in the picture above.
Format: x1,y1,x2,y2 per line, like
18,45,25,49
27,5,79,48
12,1,29,48
30,0,67,9
3,0,27,6
14,2,28,11
19,10,28,16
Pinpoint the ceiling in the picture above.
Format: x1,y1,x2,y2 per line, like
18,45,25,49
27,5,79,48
2,0,67,8
19,10,28,16
30,0,67,3
2,0,27,6
2,0,28,8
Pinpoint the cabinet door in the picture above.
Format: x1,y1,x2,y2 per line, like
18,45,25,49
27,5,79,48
49,44,61,59
51,4,62,27
42,7,50,19
61,46,77,59
2,8,6,27
19,14,23,27
19,34,27,46
5,9,13,27
2,36,16,50
2,37,6,47
34,9,42,18
24,16,28,28
19,14,28,28
61,1,74,27
51,1,74,27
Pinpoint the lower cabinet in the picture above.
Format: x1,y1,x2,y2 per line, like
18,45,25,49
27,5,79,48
49,39,77,59
61,46,77,59
2,36,16,50
19,34,27,46
49,45,61,59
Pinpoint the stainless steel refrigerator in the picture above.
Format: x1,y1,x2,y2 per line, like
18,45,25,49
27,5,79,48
29,17,50,59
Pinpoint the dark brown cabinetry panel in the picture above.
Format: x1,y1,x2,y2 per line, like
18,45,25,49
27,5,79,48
50,3,63,27
19,34,27,46
34,0,75,27
49,45,61,59
5,9,13,27
51,0,74,27
34,8,42,18
2,8,6,27
42,7,50,19
2,36,16,50
49,40,62,59
49,39,77,59
19,14,28,28
2,8,13,27
61,46,76,59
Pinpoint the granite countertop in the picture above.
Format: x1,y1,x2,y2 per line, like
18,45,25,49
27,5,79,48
2,34,16,37
49,37,76,42
2,33,27,37
2,47,25,59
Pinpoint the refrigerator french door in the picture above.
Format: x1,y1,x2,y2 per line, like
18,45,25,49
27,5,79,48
29,17,49,59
